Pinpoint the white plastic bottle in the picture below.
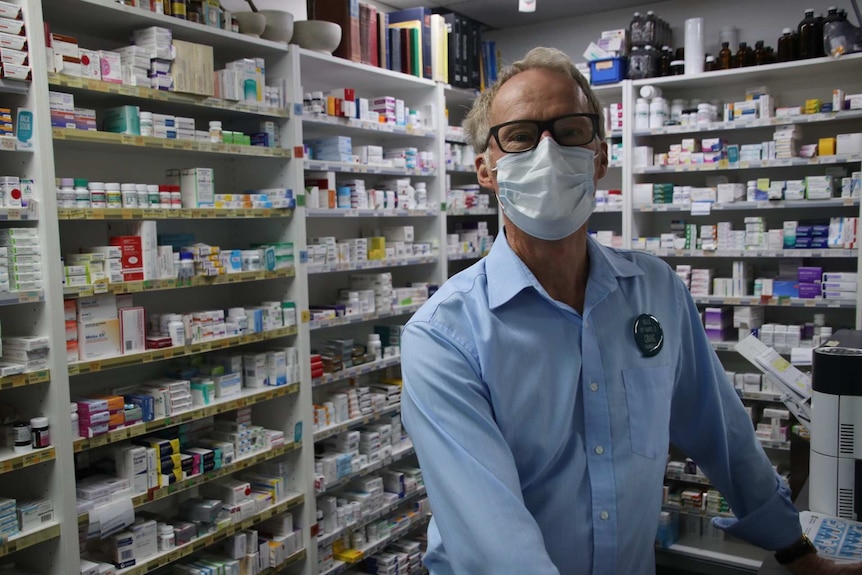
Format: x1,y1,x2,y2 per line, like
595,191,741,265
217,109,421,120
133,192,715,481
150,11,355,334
649,97,667,129
367,333,382,361
635,98,650,132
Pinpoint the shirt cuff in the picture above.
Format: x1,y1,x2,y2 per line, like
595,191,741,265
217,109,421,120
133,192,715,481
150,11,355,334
711,476,802,551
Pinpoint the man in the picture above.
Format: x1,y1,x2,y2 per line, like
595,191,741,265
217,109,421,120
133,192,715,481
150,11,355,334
401,47,858,575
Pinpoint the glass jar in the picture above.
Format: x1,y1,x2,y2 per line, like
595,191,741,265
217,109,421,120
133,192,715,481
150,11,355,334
30,416,50,449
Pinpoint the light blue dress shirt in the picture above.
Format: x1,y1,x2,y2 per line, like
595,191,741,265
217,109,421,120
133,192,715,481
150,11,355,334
401,232,802,575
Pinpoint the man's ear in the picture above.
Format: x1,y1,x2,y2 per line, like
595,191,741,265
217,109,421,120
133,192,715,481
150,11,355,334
596,140,609,180
477,151,495,190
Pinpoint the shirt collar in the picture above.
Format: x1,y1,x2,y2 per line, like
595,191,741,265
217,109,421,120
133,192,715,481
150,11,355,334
486,229,644,310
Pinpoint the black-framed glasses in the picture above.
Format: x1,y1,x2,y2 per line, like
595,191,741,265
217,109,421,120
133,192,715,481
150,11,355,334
485,113,600,154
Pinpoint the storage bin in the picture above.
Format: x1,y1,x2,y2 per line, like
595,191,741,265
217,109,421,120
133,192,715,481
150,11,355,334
589,57,627,85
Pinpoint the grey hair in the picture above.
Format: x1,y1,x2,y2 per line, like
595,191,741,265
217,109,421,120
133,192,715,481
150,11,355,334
463,47,606,154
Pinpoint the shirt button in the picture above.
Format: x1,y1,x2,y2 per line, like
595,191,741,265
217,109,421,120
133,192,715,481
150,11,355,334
600,511,609,521
595,445,604,455
590,382,598,392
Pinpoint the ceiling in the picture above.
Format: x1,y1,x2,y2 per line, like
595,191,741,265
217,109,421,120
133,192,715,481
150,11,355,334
378,0,653,30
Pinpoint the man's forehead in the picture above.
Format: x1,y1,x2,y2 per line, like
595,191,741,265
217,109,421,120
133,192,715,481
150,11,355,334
491,70,588,121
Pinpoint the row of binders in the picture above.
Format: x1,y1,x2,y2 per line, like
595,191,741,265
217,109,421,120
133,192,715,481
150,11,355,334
313,1,498,89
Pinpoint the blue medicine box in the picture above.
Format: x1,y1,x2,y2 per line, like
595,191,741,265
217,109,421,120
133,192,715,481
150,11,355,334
589,57,627,85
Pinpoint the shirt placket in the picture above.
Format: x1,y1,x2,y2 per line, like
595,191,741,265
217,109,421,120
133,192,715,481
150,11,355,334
581,305,618,575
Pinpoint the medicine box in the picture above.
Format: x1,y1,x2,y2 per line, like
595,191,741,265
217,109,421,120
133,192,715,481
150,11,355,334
180,168,214,208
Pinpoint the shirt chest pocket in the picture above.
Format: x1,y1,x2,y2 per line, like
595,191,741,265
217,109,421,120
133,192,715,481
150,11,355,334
622,365,674,460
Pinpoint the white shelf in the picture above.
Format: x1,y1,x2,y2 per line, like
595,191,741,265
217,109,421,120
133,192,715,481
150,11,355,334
693,295,855,309
313,356,401,388
448,251,487,261
635,154,862,174
304,159,435,177
306,208,438,218
636,109,862,137
314,404,402,443
309,304,423,331
302,115,434,139
658,533,764,571
307,255,438,275
444,84,479,109
638,198,859,212
41,0,288,57
641,248,857,258
665,470,712,486
447,166,477,174
0,78,30,95
631,52,862,91
0,522,61,558
446,207,497,216
711,341,797,360
297,47,436,93
316,441,415,497
317,485,425,548
663,502,734,520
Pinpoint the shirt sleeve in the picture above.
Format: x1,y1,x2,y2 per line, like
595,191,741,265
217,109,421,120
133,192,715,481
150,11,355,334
401,320,561,575
668,277,802,551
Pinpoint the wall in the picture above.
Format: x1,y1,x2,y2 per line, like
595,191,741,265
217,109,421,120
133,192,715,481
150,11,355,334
486,0,859,67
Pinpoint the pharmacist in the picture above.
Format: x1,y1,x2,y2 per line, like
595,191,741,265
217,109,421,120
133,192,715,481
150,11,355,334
401,47,855,575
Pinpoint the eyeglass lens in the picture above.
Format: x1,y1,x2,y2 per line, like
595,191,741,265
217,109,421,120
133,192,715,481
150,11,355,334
496,115,594,152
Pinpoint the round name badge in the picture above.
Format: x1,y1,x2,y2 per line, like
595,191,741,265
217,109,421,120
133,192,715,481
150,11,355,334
633,314,664,357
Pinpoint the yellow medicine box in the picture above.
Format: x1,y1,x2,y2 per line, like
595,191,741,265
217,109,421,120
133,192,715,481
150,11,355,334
805,99,822,114
819,137,836,156
370,237,386,251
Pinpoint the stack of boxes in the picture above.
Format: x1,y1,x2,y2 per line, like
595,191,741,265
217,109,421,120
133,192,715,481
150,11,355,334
0,497,17,539
384,147,418,170
131,27,174,90
822,271,857,301
1,335,49,372
733,306,764,341
371,97,405,126
446,185,490,211
773,126,800,159
703,307,732,342
0,107,12,139
307,136,352,163
114,45,151,88
76,395,126,439
1,228,39,292
0,1,30,81
755,407,791,443
351,273,393,315
74,293,121,361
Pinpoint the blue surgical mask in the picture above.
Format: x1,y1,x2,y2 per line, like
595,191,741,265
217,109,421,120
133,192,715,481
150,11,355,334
493,137,597,241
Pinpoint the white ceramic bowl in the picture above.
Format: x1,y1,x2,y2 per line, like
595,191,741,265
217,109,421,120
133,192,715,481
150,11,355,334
259,10,294,43
292,20,342,54
234,12,266,37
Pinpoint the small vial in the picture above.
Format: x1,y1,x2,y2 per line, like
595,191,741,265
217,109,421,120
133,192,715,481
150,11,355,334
120,183,137,208
208,121,222,143
140,112,154,137
136,184,149,207
74,178,90,208
105,182,122,208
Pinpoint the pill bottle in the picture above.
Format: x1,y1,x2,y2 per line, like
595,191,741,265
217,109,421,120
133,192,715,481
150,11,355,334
13,421,30,453
105,182,122,208
88,181,107,208
147,184,160,208
140,112,154,137
167,316,186,347
649,97,667,129
170,188,182,209
209,121,223,143
179,252,194,280
635,98,650,131
367,333,382,361
70,403,80,440
74,178,90,208
136,184,149,207
158,523,175,551
414,182,427,209
120,183,137,208
312,91,324,115
57,178,75,208
30,416,50,449
159,185,171,209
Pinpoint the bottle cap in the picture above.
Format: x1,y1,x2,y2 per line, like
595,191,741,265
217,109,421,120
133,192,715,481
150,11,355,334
30,416,48,428
73,178,88,187
60,178,74,187
783,28,793,34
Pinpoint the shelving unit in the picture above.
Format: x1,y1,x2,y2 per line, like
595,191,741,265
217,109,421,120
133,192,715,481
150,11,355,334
11,0,859,572
622,50,862,569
